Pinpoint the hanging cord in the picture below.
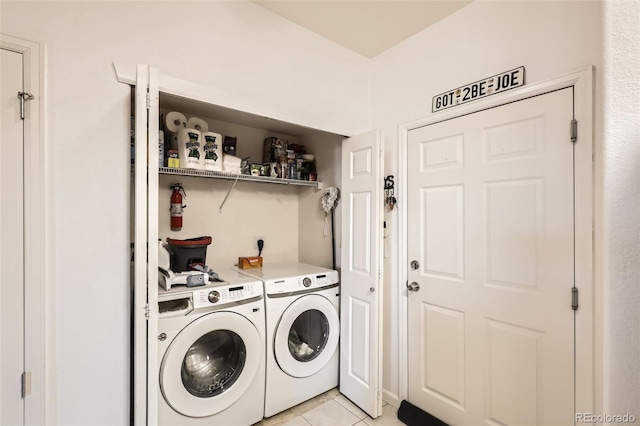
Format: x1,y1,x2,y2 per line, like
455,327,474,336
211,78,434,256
219,173,240,213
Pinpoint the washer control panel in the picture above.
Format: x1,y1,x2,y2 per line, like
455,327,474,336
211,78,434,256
193,281,262,309
267,270,339,294
296,271,338,288
208,290,220,303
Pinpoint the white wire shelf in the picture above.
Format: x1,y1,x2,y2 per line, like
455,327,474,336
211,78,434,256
158,167,323,188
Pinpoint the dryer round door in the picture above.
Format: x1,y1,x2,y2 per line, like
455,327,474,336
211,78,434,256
160,311,261,418
274,294,339,378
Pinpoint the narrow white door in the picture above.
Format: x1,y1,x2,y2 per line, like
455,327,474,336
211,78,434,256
1,47,26,426
132,63,160,426
407,88,575,425
339,129,383,419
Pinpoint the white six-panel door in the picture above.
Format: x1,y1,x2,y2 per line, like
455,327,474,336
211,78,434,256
340,129,383,419
407,88,575,425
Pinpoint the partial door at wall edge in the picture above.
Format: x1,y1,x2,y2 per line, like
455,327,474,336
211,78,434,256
132,63,160,426
1,33,45,426
1,45,26,426
407,87,576,425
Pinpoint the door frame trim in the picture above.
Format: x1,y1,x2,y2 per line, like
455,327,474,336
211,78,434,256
397,66,594,415
1,33,47,425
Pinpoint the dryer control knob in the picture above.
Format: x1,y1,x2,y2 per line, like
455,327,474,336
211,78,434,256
303,277,312,287
208,290,220,303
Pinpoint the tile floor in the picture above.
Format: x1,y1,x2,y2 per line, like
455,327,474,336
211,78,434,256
253,388,406,426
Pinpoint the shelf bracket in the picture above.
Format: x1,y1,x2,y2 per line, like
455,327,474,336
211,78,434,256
219,174,241,213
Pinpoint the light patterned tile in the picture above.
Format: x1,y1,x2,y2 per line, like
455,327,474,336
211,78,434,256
322,388,341,399
260,409,298,426
334,394,368,419
302,399,361,426
281,416,312,426
363,404,404,426
290,390,340,416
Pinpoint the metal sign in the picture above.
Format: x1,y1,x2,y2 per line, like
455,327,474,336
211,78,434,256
432,66,525,112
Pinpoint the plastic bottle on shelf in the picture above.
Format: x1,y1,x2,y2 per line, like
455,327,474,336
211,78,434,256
287,158,297,180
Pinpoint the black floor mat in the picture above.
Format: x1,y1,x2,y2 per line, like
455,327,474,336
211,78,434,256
397,400,448,426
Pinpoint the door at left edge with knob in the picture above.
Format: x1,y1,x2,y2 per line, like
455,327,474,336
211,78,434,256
1,45,26,426
1,33,45,426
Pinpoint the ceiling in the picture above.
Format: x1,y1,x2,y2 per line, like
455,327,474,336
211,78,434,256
252,0,472,58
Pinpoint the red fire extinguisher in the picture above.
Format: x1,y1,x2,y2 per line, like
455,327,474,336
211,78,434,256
170,183,186,230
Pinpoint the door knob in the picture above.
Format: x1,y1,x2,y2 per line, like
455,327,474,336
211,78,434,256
407,282,420,292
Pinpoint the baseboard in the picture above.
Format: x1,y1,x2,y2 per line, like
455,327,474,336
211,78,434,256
397,400,448,426
382,389,400,408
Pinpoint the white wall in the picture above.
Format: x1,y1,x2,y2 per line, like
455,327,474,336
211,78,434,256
0,1,368,424
156,112,306,268
370,0,602,407
602,0,640,416
158,177,301,267
298,133,344,270
155,114,344,270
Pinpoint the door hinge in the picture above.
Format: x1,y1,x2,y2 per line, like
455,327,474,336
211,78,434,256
570,119,578,143
572,287,579,310
144,303,150,320
145,92,151,110
21,371,31,398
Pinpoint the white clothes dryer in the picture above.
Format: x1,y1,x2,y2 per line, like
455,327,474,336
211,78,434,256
157,267,265,426
238,262,340,418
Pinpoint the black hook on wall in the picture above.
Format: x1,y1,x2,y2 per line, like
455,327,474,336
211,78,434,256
384,175,396,211
384,175,395,190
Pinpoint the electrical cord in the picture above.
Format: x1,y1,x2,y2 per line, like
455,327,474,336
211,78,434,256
257,239,264,257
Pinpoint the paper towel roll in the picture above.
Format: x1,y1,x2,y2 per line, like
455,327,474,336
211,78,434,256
223,154,242,167
158,130,165,167
177,128,203,170
202,131,223,171
187,117,209,133
165,111,187,133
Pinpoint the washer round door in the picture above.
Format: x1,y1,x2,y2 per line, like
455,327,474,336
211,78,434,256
160,311,261,418
274,294,339,378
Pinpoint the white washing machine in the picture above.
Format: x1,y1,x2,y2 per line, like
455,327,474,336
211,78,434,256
157,267,265,426
238,262,340,418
